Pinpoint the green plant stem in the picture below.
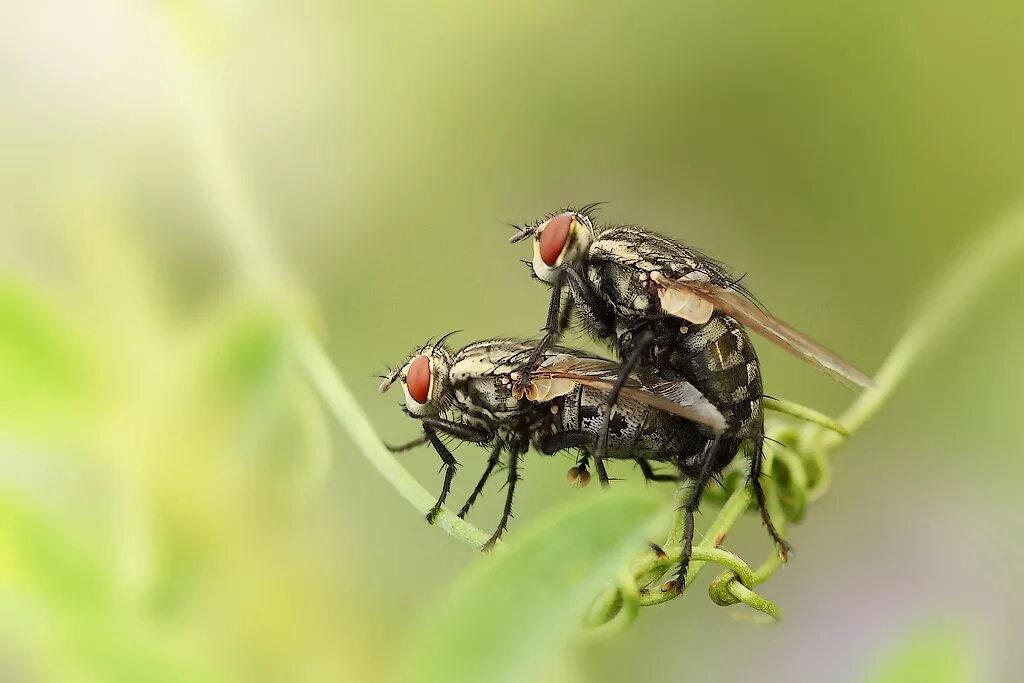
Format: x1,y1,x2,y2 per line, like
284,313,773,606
726,583,783,621
810,208,1024,453
293,330,493,548
587,482,754,618
164,30,494,550
763,397,848,435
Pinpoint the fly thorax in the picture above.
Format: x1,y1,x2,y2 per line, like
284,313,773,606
592,261,659,320
453,375,533,424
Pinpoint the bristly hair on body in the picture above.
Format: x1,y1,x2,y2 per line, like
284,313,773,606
511,204,767,314
591,220,768,314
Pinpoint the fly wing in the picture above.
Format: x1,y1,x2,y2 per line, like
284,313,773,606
618,379,727,434
649,272,873,389
530,355,727,433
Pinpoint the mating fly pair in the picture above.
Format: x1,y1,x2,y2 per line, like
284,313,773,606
381,206,870,590
379,338,725,549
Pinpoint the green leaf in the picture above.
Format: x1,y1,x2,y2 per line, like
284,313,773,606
861,622,983,683
398,490,662,683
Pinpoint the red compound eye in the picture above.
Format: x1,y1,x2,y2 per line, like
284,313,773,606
407,355,431,404
539,212,574,266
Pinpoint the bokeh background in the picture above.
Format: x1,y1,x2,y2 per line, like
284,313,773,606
2,1,1023,681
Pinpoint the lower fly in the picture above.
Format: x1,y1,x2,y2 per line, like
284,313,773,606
379,337,716,549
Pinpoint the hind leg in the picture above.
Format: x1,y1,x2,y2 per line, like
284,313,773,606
672,436,723,591
748,436,792,559
636,458,679,483
594,329,656,486
594,330,655,458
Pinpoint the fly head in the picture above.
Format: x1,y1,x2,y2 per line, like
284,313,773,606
379,341,456,417
511,209,597,284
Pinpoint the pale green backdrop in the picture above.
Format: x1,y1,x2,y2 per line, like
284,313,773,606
1,1,1022,681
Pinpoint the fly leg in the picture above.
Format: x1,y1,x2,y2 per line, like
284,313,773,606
563,268,614,338
423,426,458,524
557,296,575,333
513,268,566,393
635,458,677,558
594,328,656,486
672,435,723,592
636,458,679,483
748,435,792,559
417,418,493,524
537,430,594,454
482,441,524,551
537,431,596,487
457,441,503,519
514,267,614,394
385,434,428,453
419,417,493,444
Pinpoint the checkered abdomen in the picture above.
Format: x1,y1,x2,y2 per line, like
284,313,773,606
648,312,764,441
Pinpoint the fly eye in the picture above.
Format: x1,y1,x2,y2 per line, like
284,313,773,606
406,355,431,404
538,212,574,266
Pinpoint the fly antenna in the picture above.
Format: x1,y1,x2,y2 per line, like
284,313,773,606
509,224,536,244
379,367,401,393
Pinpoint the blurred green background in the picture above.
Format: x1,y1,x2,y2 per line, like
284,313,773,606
2,1,1023,681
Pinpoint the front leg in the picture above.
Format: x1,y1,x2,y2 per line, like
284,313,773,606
514,268,567,392
557,295,576,334
385,434,428,453
420,416,493,444
423,426,459,524
563,267,614,338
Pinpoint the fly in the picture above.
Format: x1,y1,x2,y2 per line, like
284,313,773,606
510,207,873,589
379,337,723,550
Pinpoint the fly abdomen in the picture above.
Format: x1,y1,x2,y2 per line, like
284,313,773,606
558,384,704,461
648,312,763,439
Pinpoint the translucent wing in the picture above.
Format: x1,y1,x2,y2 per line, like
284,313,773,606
526,355,727,433
650,272,873,388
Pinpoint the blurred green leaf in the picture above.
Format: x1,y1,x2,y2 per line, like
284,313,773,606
47,617,222,683
398,490,662,683
861,622,983,683
0,277,94,436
